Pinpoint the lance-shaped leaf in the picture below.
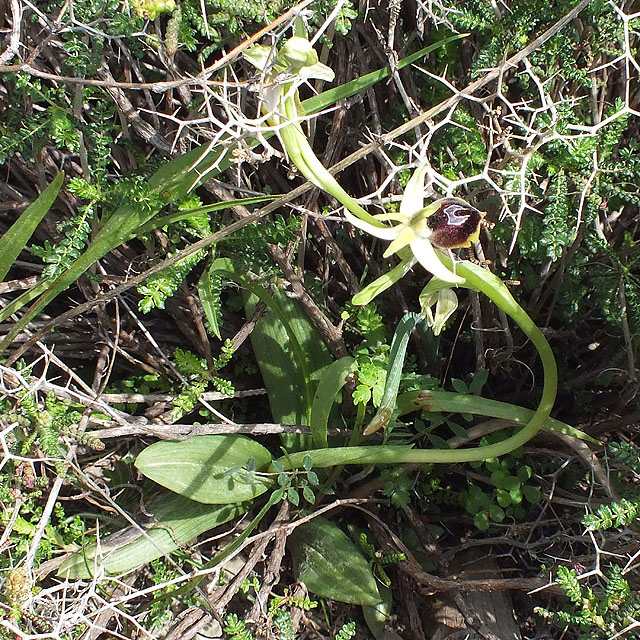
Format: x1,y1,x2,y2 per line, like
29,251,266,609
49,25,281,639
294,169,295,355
57,493,245,578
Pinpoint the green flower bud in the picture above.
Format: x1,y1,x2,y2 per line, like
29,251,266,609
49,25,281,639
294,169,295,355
278,36,318,71
420,285,458,335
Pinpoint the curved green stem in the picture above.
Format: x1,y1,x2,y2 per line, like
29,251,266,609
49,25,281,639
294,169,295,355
278,91,383,228
274,262,558,469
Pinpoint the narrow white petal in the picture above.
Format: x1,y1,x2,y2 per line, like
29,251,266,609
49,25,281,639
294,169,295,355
400,165,429,217
410,239,465,284
344,209,399,240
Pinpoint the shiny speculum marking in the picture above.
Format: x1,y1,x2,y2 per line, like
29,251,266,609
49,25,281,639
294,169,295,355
426,199,484,249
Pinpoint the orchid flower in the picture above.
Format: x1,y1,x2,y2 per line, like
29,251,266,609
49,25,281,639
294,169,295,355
344,166,485,284
245,28,485,289
244,20,381,227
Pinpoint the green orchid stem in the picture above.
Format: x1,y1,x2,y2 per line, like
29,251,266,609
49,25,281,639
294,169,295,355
278,91,382,228
274,261,558,470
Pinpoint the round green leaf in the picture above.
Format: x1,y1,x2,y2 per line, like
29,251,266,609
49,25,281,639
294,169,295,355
517,465,532,483
523,485,541,504
474,511,490,531
503,475,522,492
496,488,512,507
509,488,523,505
491,470,507,489
488,505,505,522
135,435,273,504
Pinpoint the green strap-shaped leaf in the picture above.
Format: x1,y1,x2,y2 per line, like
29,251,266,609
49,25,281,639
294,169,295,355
0,146,262,355
133,195,276,238
57,493,246,579
198,260,223,339
135,435,274,504
158,489,283,600
396,389,599,444
208,258,332,441
289,517,382,606
310,357,357,449
301,35,467,115
0,172,64,282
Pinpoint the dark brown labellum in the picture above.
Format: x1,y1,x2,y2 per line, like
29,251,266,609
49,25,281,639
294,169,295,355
426,198,484,249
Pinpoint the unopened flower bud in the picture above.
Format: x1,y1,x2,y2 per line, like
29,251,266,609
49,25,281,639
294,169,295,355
279,36,319,70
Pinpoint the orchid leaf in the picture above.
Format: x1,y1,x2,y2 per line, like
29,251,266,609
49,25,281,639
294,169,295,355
289,517,382,606
310,357,357,448
364,313,422,436
135,435,273,504
57,493,245,579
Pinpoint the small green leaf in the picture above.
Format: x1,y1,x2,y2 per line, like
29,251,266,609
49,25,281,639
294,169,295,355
426,434,450,450
353,385,372,406
135,435,273,504
474,511,490,531
491,470,507,489
496,488,512,507
289,517,382,606
302,486,316,504
517,465,532,483
502,475,521,492
488,505,505,522
447,421,469,439
451,378,468,394
303,455,313,471
287,487,300,506
278,473,290,487
509,488,523,505
523,485,541,503
468,369,489,393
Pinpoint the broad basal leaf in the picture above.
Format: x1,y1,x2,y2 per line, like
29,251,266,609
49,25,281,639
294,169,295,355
135,435,273,504
289,517,382,606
